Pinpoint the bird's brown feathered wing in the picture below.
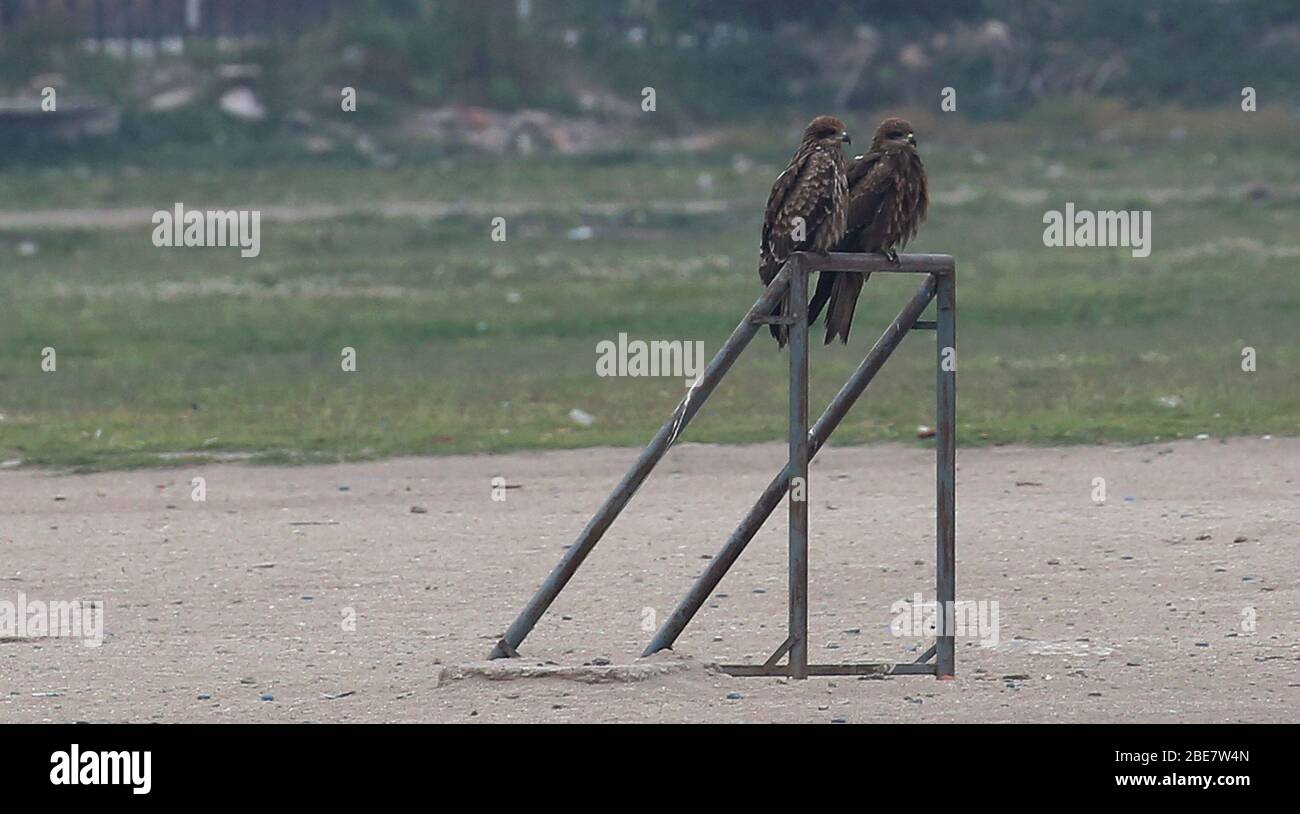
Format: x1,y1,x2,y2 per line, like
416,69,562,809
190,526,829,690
809,144,928,344
759,138,847,347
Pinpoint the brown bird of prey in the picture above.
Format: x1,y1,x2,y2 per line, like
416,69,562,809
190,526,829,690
759,115,851,347
809,117,928,344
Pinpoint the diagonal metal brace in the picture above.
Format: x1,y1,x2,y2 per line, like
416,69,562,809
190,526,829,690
487,264,796,659
642,274,940,656
763,636,796,669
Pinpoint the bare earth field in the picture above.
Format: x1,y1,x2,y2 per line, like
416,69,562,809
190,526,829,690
1,437,1297,723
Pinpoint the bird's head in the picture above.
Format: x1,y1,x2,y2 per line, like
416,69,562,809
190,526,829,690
803,115,851,148
872,117,917,151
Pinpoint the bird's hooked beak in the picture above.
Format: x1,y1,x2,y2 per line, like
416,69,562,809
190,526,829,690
906,132,916,146
841,131,852,145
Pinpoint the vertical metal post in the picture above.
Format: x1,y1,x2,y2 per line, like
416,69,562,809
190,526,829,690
787,258,810,679
935,270,957,678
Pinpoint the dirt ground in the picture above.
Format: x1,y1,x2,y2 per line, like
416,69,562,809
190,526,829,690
1,437,1297,723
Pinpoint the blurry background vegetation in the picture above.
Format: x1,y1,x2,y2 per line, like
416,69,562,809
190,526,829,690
2,0,1299,162
0,0,1297,469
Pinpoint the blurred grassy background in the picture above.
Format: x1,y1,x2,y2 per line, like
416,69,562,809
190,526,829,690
2,105,1297,469
0,2,1297,469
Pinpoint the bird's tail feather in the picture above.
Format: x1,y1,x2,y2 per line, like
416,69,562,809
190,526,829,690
823,271,870,344
770,293,789,348
809,271,835,328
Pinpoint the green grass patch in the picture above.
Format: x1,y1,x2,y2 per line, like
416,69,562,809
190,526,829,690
1,124,1297,469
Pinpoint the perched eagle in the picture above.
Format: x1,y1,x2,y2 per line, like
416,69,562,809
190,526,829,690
809,117,929,345
759,115,852,347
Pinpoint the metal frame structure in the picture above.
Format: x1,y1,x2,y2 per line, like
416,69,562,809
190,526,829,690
488,251,956,679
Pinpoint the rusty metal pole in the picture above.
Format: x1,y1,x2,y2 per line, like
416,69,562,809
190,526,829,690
935,269,957,678
487,264,795,659
786,257,810,678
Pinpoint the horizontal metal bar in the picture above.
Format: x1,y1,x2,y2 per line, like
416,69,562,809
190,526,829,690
749,314,797,326
911,320,937,330
718,662,937,677
811,663,935,676
793,251,955,276
811,662,936,677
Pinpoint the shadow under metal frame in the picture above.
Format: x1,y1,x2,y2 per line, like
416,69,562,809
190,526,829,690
488,251,957,679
